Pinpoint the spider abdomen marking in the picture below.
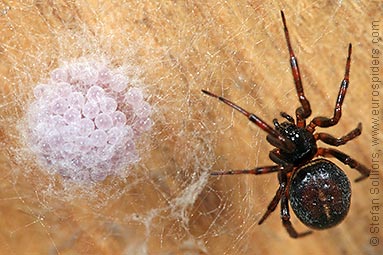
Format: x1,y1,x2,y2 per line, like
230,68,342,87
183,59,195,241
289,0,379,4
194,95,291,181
289,159,351,229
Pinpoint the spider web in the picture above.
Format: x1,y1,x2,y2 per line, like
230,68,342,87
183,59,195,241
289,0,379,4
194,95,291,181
0,1,376,255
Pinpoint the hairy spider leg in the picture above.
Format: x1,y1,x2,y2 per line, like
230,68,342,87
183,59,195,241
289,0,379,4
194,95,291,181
307,44,352,132
201,89,295,152
281,11,312,127
316,147,370,182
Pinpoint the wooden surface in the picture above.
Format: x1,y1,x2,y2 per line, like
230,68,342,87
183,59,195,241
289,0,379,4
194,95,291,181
0,1,382,254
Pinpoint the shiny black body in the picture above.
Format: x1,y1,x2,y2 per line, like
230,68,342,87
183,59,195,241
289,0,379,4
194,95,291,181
267,121,317,166
202,11,371,238
290,159,351,229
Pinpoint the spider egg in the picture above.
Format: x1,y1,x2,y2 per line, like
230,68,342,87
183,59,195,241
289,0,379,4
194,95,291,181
24,60,153,182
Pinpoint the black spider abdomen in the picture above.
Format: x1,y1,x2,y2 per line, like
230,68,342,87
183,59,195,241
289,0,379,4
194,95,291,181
289,159,351,230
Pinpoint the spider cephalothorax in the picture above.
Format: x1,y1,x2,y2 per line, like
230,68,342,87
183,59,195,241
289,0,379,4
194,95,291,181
268,118,318,165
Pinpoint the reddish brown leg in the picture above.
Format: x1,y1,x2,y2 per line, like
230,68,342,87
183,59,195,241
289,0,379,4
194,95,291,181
317,147,370,182
258,169,290,224
258,170,311,238
308,44,352,131
315,123,362,146
202,89,295,152
258,183,284,225
281,11,311,127
211,165,283,176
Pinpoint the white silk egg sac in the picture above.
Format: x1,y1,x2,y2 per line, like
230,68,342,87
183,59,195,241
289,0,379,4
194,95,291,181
24,60,153,182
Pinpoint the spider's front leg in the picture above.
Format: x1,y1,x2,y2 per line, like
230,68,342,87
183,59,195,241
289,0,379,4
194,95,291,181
201,89,295,152
281,11,312,127
307,44,352,132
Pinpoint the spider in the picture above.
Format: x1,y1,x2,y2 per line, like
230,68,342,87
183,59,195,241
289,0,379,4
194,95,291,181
202,11,370,238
